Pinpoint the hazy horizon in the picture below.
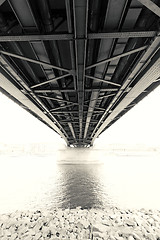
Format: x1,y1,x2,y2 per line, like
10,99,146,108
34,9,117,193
0,85,160,148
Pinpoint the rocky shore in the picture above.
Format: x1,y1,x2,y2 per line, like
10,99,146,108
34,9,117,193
0,207,160,239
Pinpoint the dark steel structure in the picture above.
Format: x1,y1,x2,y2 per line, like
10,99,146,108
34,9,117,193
0,0,160,147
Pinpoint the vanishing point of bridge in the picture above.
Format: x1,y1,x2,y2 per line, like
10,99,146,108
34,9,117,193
0,0,160,147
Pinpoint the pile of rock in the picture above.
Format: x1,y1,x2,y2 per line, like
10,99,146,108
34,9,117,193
0,207,160,239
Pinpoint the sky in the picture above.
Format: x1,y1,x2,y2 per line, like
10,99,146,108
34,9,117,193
95,86,160,147
0,92,65,146
0,86,160,147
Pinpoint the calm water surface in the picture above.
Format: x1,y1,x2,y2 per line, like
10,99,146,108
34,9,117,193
0,154,160,213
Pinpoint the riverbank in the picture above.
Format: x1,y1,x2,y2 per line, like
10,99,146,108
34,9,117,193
0,207,160,239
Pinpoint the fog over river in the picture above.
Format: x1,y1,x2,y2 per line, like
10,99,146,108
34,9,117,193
1,87,160,214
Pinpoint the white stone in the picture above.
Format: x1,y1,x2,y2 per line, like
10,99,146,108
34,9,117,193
132,232,141,240
5,230,12,237
33,223,41,232
80,219,90,228
0,215,9,222
125,219,136,227
27,228,36,236
20,225,29,234
1,207,160,240
64,208,70,214
9,232,18,240
35,232,42,239
59,228,66,236
28,221,36,228
140,225,147,236
23,236,31,240
109,235,116,240
152,215,160,222
153,226,160,235
120,226,133,235
76,221,84,229
68,216,75,223
92,223,108,233
93,231,104,238
109,215,117,221
1,237,8,240
147,217,155,225
101,219,111,226
146,233,157,240
128,236,134,240
69,232,77,239
49,219,56,228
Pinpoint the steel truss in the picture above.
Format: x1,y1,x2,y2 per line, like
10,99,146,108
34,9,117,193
0,0,160,147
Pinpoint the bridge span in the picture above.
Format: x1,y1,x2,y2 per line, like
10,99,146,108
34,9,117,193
0,0,160,147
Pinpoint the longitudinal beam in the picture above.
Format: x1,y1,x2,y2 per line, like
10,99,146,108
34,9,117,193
0,56,69,143
91,49,160,144
85,45,148,70
73,0,88,140
83,90,99,139
0,50,71,73
65,0,77,90
68,122,76,139
91,36,160,144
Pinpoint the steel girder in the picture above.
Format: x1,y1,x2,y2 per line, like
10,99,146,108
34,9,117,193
137,0,160,17
91,36,160,143
0,31,158,42
0,0,160,147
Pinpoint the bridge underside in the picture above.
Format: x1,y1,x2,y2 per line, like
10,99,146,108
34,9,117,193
0,0,160,147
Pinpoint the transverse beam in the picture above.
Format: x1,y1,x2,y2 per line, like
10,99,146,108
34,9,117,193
137,0,160,17
85,45,148,70
0,50,71,73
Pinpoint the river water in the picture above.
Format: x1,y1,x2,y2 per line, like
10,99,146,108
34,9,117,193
0,154,160,214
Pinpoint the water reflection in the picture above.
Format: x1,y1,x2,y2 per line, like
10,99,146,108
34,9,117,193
0,155,160,214
54,165,109,209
